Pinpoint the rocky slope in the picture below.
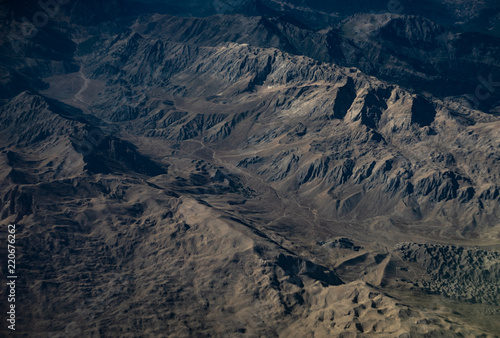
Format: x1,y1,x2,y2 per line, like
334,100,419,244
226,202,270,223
0,1,499,337
123,13,500,112
399,243,500,305
69,24,500,238
2,1,499,111
2,92,494,336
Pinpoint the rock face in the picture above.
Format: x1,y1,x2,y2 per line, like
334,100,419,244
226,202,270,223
0,0,499,337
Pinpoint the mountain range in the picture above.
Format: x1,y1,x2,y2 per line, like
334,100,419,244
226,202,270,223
0,0,499,336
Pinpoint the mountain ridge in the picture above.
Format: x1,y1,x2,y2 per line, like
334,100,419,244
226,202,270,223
1,1,499,336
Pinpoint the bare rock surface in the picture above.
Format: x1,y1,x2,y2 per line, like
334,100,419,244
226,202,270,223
0,1,499,336
399,243,500,305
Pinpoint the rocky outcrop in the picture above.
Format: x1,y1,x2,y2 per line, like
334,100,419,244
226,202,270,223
399,243,500,305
